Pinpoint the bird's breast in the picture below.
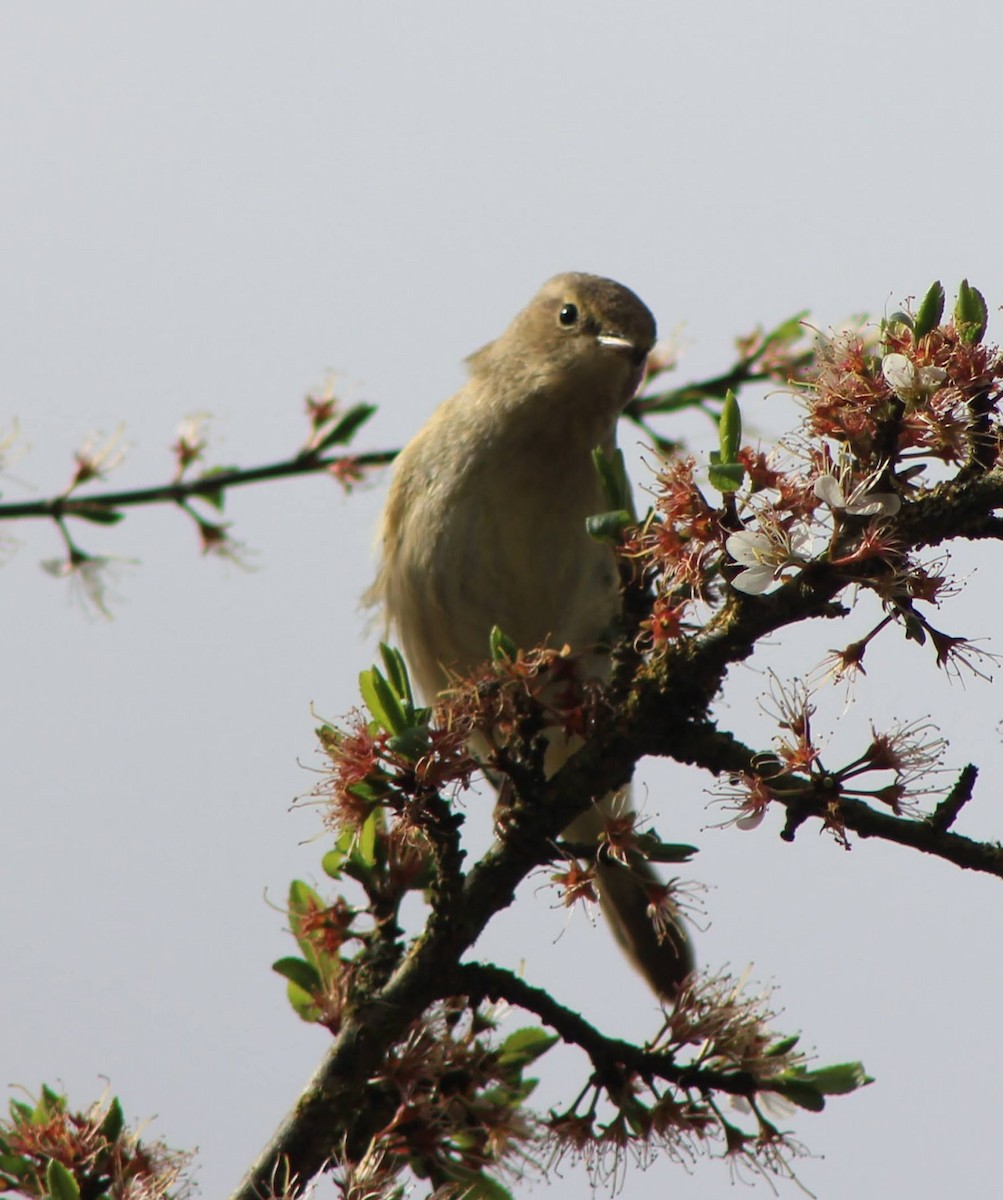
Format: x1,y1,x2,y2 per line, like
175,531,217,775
390,440,620,695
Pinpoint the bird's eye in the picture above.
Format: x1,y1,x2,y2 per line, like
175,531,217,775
558,302,579,327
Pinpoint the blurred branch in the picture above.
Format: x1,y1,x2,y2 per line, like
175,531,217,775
0,447,398,523
0,401,398,601
624,309,815,450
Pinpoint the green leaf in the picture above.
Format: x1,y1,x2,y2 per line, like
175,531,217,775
315,723,340,754
709,384,744,488
386,725,431,761
285,979,321,1023
272,956,323,994
197,487,225,511
355,807,379,868
288,879,326,958
771,1060,871,1110
708,462,746,493
195,465,237,510
321,847,345,879
954,279,988,345
801,1061,873,1094
766,1034,801,1058
98,1096,124,1143
632,834,699,863
0,1153,30,1178
718,390,742,462
340,821,384,879
902,612,927,646
770,1078,826,1112
71,504,125,525
914,280,945,339
358,666,408,735
288,879,325,915
490,624,518,662
585,509,633,542
509,1074,540,1103
345,778,385,806
315,403,377,450
885,310,914,333
379,643,415,715
498,1027,559,1067
46,1159,81,1200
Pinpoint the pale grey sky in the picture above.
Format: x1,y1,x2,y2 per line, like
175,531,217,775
4,3,1003,1197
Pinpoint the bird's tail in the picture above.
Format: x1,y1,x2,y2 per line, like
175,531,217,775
565,797,694,1001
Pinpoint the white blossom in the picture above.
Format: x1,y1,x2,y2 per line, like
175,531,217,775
881,353,947,405
726,524,813,595
813,471,900,517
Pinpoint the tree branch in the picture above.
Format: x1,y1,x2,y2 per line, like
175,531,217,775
897,468,1003,548
236,378,1003,1195
0,448,398,522
452,962,760,1098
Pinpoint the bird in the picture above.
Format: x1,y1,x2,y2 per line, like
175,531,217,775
367,272,694,1000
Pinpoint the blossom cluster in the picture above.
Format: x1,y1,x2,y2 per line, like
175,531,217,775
544,969,850,1193
315,640,613,848
318,708,475,836
810,316,999,466
358,1001,543,1192
716,673,949,837
623,284,1002,693
0,1085,192,1200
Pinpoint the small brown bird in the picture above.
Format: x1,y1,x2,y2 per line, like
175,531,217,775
368,272,694,999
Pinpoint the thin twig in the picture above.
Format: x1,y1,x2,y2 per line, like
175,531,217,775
0,448,398,521
929,764,979,832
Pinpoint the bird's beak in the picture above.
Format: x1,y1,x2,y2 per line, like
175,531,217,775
598,332,649,370
596,333,634,352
